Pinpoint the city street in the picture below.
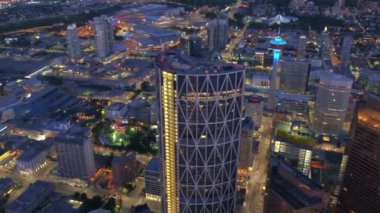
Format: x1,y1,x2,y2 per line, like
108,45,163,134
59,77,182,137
243,114,273,213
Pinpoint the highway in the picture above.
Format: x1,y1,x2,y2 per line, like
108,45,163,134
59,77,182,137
243,114,273,213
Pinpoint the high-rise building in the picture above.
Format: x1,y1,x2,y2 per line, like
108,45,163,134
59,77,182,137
94,15,114,60
66,24,81,59
56,127,96,181
267,36,287,110
338,93,380,212
280,60,310,94
264,156,328,212
340,35,353,66
314,72,352,136
184,35,202,57
156,51,245,213
207,17,229,51
239,117,254,171
296,35,307,60
320,32,333,60
145,157,161,202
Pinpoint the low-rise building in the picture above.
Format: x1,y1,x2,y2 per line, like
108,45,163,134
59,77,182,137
112,152,137,189
6,181,55,213
16,141,49,175
106,102,127,120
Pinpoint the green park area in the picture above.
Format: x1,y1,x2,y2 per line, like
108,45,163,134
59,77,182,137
92,120,157,155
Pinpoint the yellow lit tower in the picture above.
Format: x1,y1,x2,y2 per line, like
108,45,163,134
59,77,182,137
156,51,245,212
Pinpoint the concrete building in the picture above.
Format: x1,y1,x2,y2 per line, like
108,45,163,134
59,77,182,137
56,127,96,181
145,157,161,202
264,157,328,213
207,17,229,51
280,60,310,94
16,141,48,175
105,102,127,120
296,35,307,59
66,24,81,59
94,15,114,60
112,152,137,189
6,181,55,213
340,35,353,66
156,51,245,212
338,93,380,212
314,72,352,136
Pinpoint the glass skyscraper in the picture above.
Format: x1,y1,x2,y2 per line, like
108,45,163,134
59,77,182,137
156,51,245,213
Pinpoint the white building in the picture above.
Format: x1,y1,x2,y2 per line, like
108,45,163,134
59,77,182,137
56,127,96,181
94,15,114,60
314,72,353,136
207,17,229,51
66,24,81,59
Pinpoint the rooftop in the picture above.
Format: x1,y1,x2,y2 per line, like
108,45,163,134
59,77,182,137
6,181,55,213
156,51,244,75
145,157,160,172
269,157,325,210
108,102,127,111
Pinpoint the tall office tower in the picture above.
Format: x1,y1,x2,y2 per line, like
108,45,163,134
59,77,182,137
239,117,254,172
94,15,114,60
314,72,353,136
156,51,245,213
340,35,353,66
267,36,287,111
56,127,96,181
145,157,161,202
296,35,307,59
280,60,310,94
207,17,229,52
338,93,380,212
320,31,333,60
66,24,81,59
264,156,328,212
184,35,202,57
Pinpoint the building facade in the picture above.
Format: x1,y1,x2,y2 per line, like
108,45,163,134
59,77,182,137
338,93,380,212
56,127,96,181
279,60,310,94
314,72,352,136
157,51,245,213
94,15,114,60
207,17,229,51
112,152,137,189
66,24,81,59
145,157,161,202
